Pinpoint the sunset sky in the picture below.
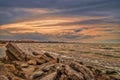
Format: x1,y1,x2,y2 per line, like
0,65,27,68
0,0,120,43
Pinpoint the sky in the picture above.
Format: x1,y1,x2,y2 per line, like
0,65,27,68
0,0,120,43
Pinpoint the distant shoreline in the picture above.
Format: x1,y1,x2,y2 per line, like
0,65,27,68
0,40,119,44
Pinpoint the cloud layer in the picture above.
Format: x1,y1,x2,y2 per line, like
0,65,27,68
0,0,120,43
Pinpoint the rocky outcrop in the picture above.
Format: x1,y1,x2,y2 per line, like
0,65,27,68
0,43,119,80
6,43,26,61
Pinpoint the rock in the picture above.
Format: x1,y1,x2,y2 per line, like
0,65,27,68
14,71,26,79
4,64,16,72
95,69,102,76
23,66,37,78
0,75,9,80
27,60,36,65
6,50,20,61
106,70,117,75
20,63,29,68
41,72,57,80
53,62,95,80
44,52,54,59
0,45,6,58
12,61,29,69
3,43,119,80
36,59,46,65
31,71,43,79
32,52,40,56
6,43,26,61
36,53,55,63
12,61,22,70
68,61,95,80
109,75,120,80
97,74,110,80
12,77,25,80
42,64,55,72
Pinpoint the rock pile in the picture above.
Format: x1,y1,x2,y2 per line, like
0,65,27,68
0,43,119,80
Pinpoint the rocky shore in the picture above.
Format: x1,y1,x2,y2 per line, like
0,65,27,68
0,43,120,80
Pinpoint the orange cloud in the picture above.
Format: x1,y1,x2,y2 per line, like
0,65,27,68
0,13,119,43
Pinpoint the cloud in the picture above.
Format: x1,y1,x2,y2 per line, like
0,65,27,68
74,29,82,32
1,20,119,43
0,0,120,24
0,0,120,43
37,17,118,27
0,32,48,41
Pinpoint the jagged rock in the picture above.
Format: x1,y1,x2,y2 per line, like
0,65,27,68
39,54,53,62
68,61,95,79
44,52,55,59
54,62,95,80
6,43,26,61
6,50,20,61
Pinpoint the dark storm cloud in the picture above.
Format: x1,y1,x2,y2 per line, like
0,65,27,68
0,0,120,15
0,0,120,9
0,0,55,8
0,14,11,24
0,0,120,24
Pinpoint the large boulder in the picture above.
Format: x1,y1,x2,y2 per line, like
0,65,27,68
6,43,26,61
